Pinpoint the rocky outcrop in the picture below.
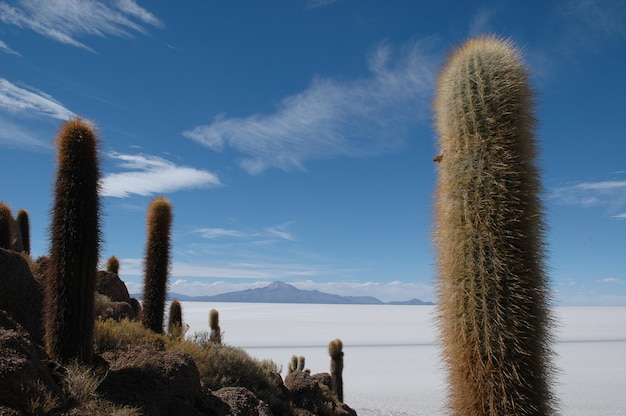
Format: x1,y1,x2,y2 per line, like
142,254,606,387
0,311,63,414
0,248,44,344
285,370,357,416
95,271,140,321
98,346,211,416
214,387,272,416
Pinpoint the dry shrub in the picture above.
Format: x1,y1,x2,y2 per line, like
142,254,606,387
94,318,167,353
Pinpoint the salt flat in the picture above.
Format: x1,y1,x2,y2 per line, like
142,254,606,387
179,302,626,416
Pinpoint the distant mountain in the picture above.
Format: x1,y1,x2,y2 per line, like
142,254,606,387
134,281,433,305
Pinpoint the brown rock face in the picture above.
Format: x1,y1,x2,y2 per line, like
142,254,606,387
0,248,44,344
0,311,63,414
98,346,207,416
96,271,132,303
214,387,272,416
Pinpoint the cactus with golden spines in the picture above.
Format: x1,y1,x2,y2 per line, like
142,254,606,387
44,118,101,363
433,36,556,416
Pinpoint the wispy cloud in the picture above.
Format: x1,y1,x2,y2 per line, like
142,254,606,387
183,40,437,174
0,115,51,149
194,228,254,239
0,78,75,120
100,152,221,198
552,178,626,216
468,7,496,36
0,40,20,56
0,0,163,51
305,0,340,9
194,222,296,243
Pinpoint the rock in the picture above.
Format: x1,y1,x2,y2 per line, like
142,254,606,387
284,370,325,412
213,387,272,416
95,295,137,321
98,346,207,416
284,370,357,416
0,311,64,414
0,248,44,344
96,271,132,303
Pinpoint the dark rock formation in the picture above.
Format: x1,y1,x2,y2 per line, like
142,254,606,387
0,248,44,344
214,387,271,416
98,346,209,416
0,311,63,414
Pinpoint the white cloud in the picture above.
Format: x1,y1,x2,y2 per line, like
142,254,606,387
0,0,163,51
552,178,626,215
183,40,437,174
0,115,51,149
600,277,622,284
305,0,339,9
194,228,252,239
265,222,296,242
469,7,496,36
101,152,222,198
0,40,20,56
0,78,75,120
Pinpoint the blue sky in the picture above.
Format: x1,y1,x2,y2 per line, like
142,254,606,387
1,0,625,305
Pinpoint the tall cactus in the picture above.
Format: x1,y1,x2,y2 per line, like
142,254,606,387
0,203,11,249
44,118,101,363
16,209,30,254
328,338,344,402
433,36,555,415
141,196,172,334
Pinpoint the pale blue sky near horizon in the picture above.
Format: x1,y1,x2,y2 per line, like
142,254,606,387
1,0,625,305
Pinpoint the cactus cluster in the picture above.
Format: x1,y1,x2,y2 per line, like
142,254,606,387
433,36,555,415
44,118,101,363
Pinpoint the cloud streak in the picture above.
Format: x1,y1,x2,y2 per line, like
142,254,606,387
101,152,221,198
0,0,163,51
552,178,626,217
0,78,75,120
183,40,437,174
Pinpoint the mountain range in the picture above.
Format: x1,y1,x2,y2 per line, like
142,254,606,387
134,281,433,305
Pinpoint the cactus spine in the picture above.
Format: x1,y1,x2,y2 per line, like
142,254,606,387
0,203,11,249
209,308,221,344
141,196,172,334
328,338,344,402
44,118,101,363
16,209,30,254
106,255,120,274
168,299,183,340
433,36,555,416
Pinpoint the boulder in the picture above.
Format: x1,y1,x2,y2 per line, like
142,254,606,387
96,271,132,303
98,346,207,416
213,387,271,416
0,248,44,344
284,370,357,416
0,311,63,414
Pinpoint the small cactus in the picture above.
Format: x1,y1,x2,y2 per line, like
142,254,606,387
44,118,101,363
168,299,183,340
287,355,299,375
106,255,120,274
0,202,12,249
209,308,222,344
297,355,306,372
328,338,344,402
16,209,30,254
141,196,173,334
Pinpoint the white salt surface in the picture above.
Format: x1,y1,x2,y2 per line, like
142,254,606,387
179,302,626,415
